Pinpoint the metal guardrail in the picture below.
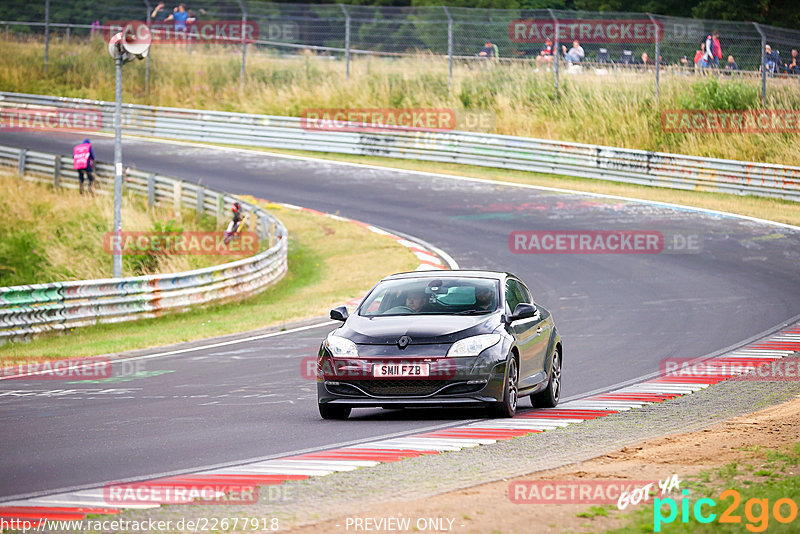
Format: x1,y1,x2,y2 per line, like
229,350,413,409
0,144,288,342
1,91,798,201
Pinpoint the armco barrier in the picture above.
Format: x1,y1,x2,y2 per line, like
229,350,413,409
1,91,799,201
0,145,288,342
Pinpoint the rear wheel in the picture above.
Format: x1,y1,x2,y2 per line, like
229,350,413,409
489,357,518,418
319,403,351,420
531,347,561,408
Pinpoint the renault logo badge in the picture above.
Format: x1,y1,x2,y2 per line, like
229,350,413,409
397,335,411,349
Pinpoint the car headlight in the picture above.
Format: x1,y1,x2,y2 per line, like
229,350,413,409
324,334,359,357
447,334,501,358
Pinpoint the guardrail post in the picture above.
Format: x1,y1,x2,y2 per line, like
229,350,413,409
548,9,559,100
173,181,182,221
54,155,61,187
44,0,50,73
443,6,453,90
147,174,155,206
236,0,247,90
268,219,276,248
753,23,767,107
65,26,70,45
340,4,350,79
196,187,205,218
216,194,224,226
18,149,27,177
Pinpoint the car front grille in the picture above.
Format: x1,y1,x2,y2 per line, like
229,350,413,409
329,380,485,397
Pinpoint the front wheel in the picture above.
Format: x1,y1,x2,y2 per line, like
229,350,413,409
319,403,351,420
489,357,518,418
531,348,561,408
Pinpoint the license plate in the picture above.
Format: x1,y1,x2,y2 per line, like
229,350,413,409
372,363,430,377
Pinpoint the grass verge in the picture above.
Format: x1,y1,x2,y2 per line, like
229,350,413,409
0,200,419,363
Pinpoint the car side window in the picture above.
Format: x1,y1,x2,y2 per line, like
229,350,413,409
505,280,525,314
517,281,533,304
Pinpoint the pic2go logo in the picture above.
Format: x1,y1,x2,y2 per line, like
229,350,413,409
654,489,798,532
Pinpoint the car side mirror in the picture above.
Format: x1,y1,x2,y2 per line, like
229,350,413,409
509,303,539,321
330,306,349,322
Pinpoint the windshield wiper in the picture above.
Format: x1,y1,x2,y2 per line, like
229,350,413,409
453,309,490,315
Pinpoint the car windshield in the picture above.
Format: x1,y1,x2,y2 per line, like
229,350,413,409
359,277,499,316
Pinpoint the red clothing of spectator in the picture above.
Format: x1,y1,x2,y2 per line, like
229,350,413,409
712,37,722,59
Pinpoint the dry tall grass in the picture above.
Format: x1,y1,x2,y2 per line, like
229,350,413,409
1,37,798,164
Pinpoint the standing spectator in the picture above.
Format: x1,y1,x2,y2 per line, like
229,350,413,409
788,49,799,74
164,4,190,32
639,52,653,69
73,138,95,196
711,30,722,68
562,40,585,63
725,55,738,71
701,33,715,68
764,44,779,74
150,2,167,21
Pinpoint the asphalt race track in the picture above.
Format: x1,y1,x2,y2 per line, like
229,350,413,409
1,131,799,500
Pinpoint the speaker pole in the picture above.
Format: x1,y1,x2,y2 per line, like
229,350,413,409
113,51,124,278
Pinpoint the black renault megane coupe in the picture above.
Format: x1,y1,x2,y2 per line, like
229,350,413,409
316,270,562,419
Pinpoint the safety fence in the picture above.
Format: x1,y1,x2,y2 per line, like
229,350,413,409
2,91,798,202
0,142,288,342
2,1,800,103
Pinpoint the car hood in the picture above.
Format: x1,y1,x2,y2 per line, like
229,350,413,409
338,313,499,345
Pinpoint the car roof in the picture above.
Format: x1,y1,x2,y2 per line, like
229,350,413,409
382,270,512,282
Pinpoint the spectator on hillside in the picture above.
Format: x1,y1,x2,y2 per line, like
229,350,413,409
562,40,585,63
163,3,190,32
73,138,95,196
788,49,799,74
694,43,705,71
679,55,690,74
764,44,779,74
536,38,554,68
706,30,722,68
478,41,496,58
639,52,653,70
725,55,738,71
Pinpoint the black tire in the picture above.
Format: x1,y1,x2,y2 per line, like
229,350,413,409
489,357,519,418
531,347,561,408
319,403,351,420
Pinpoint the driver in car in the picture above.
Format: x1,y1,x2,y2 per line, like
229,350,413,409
405,289,428,312
475,286,495,311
